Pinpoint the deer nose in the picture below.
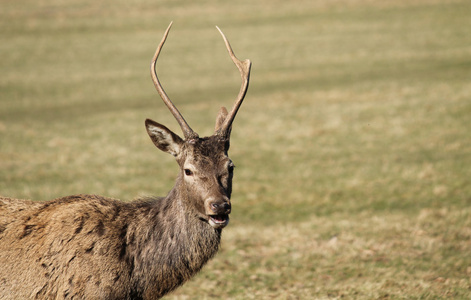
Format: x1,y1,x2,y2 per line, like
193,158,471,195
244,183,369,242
210,201,231,215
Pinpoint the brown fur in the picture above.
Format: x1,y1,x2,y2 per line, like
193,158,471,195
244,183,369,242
0,134,234,299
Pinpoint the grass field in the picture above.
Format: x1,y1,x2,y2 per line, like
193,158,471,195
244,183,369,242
1,0,471,298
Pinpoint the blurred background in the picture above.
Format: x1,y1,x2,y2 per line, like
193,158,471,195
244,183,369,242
1,0,470,298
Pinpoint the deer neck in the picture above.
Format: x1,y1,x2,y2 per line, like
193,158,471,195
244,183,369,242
128,180,221,297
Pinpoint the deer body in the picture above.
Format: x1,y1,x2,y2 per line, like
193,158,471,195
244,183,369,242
0,190,220,299
0,23,251,299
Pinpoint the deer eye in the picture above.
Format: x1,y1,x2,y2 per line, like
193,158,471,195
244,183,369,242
228,164,235,173
184,169,193,176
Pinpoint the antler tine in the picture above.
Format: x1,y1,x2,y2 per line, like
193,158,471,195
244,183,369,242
151,22,199,141
215,26,252,140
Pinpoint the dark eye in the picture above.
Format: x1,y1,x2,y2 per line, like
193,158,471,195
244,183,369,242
228,164,235,173
184,169,193,176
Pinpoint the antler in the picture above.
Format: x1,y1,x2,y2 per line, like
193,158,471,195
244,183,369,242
215,26,252,140
151,22,199,141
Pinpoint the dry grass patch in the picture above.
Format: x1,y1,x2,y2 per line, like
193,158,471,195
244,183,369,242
169,207,471,299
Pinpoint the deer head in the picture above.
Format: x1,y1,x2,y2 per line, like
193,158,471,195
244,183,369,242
145,22,251,229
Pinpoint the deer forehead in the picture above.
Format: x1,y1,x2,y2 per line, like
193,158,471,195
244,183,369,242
181,138,228,164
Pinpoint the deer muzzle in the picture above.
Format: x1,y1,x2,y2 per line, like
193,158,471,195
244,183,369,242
206,198,231,229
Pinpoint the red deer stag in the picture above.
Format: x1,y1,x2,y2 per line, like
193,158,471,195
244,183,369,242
0,22,251,299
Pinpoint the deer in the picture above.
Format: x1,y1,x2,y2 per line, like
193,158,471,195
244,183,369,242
0,22,251,300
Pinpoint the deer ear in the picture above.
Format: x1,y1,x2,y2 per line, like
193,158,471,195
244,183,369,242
145,119,184,157
215,107,229,132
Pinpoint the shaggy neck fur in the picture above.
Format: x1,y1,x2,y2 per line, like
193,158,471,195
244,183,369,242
125,176,222,298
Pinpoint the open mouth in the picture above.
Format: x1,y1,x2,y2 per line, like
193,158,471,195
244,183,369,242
208,214,230,229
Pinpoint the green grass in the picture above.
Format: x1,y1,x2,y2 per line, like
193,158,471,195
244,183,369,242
1,0,471,298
